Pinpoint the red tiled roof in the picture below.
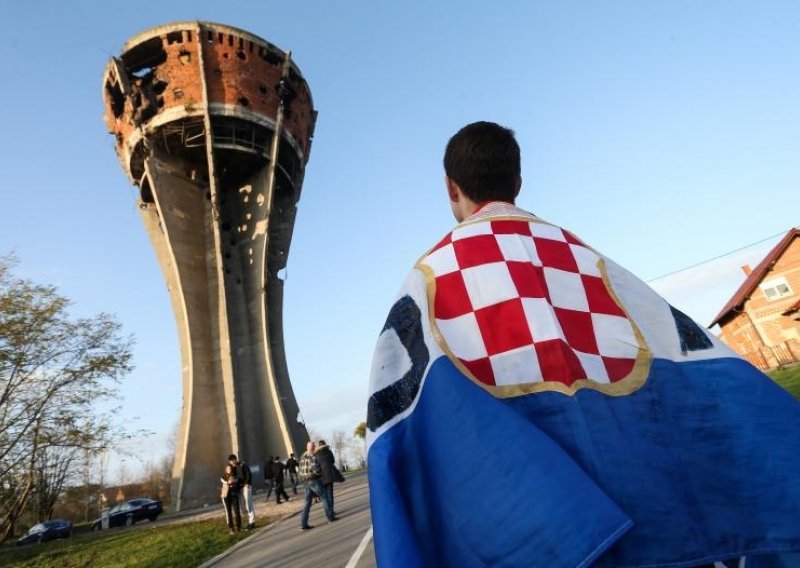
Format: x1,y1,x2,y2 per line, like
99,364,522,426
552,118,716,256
784,298,800,316
709,228,800,327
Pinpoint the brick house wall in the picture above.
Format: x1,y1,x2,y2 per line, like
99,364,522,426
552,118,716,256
717,235,800,370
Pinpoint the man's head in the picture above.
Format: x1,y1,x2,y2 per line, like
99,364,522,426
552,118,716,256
306,440,315,453
443,121,521,221
227,453,237,463
290,453,295,458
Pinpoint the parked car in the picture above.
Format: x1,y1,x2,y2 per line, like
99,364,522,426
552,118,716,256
91,498,163,531
16,519,72,545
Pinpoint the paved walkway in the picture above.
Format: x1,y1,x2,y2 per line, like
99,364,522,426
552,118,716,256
201,472,375,568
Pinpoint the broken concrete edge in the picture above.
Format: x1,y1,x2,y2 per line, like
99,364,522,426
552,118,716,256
120,21,311,97
197,509,303,568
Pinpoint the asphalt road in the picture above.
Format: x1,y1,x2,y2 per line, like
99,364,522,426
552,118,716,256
201,472,376,568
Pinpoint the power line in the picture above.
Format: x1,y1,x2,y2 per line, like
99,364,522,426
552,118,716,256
646,230,787,282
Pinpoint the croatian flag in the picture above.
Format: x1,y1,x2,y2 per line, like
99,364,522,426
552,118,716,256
367,202,800,568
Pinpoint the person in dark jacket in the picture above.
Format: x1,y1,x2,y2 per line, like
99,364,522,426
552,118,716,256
238,459,256,529
286,453,299,495
264,456,276,501
315,440,339,515
221,453,242,534
270,456,290,504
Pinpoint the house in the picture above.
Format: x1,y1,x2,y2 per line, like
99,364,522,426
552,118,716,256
710,228,800,370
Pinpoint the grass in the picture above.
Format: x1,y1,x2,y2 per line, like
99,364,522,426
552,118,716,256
767,364,800,399
0,517,261,568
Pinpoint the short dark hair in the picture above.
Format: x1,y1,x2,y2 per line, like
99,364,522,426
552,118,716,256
228,454,237,461
443,121,521,204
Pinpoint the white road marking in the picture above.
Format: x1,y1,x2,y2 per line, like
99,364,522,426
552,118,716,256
345,525,373,568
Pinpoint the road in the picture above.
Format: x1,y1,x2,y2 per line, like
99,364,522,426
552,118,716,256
201,472,376,568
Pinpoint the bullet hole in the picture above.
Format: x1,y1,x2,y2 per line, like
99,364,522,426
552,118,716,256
258,84,267,95
225,252,232,259
238,96,250,107
223,53,229,59
174,89,184,100
240,224,248,231
246,213,252,220
236,50,246,61
178,51,191,65
243,196,249,203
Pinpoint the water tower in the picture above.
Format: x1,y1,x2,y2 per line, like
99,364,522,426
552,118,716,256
102,22,316,510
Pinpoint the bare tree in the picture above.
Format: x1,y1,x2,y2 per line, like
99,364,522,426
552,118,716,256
0,256,132,542
331,430,347,467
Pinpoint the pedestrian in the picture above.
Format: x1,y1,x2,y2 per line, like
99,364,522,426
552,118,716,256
366,121,800,567
298,440,335,530
270,456,290,504
315,439,342,515
285,453,299,495
220,453,242,534
263,456,275,501
238,458,256,529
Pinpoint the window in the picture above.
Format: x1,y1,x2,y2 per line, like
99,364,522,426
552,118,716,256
760,277,793,301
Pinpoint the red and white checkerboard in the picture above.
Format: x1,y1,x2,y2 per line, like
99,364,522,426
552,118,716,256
422,216,639,388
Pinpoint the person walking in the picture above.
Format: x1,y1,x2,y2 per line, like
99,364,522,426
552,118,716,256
263,456,275,501
238,458,256,529
315,439,339,515
285,453,299,495
298,441,335,530
220,453,242,534
270,456,290,504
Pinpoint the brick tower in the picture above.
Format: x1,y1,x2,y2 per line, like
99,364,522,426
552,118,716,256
102,22,316,510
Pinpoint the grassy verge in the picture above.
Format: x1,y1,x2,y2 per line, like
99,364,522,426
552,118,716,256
0,517,263,568
767,364,800,399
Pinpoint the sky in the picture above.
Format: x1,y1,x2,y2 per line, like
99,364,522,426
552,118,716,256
1,1,798,478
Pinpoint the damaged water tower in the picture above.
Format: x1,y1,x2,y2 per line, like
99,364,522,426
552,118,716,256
102,22,316,510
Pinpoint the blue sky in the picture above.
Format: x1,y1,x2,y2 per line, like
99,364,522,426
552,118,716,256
1,1,798,476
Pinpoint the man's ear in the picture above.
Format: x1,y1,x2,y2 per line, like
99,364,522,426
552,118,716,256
445,176,460,202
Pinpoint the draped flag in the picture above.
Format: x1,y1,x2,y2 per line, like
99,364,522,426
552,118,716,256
367,202,800,568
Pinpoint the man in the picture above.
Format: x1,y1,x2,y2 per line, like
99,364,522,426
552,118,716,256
263,456,275,501
220,453,242,535
285,453,299,495
314,439,338,515
238,458,255,530
367,122,800,567
270,456,290,504
298,440,335,530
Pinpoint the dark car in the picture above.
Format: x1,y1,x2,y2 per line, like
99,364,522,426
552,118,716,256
91,498,163,531
16,519,72,545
